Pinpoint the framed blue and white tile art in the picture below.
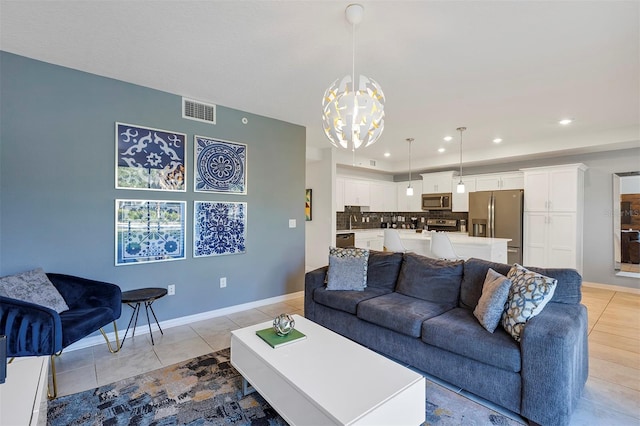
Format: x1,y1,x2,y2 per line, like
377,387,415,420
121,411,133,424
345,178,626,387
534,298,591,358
116,199,186,266
194,201,247,257
194,136,247,194
116,122,186,191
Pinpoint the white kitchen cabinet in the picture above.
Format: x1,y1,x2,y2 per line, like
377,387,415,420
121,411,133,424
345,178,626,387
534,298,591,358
524,212,578,269
354,231,384,251
396,180,423,212
475,172,524,191
451,177,476,212
420,171,456,194
369,181,397,212
336,177,345,212
522,164,586,272
344,179,370,206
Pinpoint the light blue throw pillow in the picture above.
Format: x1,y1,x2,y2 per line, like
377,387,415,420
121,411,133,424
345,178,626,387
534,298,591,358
473,268,512,333
326,247,369,291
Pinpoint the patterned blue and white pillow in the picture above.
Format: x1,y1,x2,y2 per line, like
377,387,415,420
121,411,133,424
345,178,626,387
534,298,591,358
326,247,369,291
501,264,557,342
0,268,69,313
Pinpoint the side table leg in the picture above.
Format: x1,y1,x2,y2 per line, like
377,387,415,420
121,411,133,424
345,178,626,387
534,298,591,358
144,301,156,345
147,301,164,335
119,302,141,349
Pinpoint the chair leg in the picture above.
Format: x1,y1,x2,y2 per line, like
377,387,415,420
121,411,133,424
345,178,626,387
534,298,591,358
47,352,61,400
99,320,121,353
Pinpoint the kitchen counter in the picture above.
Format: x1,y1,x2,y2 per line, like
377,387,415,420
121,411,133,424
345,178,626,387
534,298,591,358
341,229,510,263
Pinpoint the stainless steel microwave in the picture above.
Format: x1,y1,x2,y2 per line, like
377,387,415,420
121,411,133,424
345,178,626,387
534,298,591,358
422,193,452,210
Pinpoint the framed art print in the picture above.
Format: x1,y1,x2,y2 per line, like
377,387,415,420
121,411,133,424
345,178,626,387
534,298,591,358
116,199,186,265
116,122,186,191
194,201,247,257
194,135,247,194
305,189,312,221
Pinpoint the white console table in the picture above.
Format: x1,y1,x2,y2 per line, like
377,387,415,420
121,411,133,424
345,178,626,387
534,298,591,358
0,356,48,426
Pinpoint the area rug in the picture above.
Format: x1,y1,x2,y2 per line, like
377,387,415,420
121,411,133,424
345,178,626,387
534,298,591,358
47,348,524,426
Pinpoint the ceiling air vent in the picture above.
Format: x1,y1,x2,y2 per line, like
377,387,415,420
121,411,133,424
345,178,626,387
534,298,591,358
182,97,216,124
369,160,377,167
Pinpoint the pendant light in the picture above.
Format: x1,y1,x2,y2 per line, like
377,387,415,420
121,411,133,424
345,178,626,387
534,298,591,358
322,4,385,151
406,138,414,196
456,127,466,194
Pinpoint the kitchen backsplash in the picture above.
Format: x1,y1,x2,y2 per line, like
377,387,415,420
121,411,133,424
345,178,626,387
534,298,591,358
337,206,469,231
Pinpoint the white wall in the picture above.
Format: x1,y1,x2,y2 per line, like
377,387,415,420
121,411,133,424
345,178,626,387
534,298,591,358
305,148,335,272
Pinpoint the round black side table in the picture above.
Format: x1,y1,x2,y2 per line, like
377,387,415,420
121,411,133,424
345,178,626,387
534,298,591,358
120,287,168,348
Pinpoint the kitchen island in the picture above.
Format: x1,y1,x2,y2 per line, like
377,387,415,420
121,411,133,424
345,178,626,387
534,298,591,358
342,229,511,263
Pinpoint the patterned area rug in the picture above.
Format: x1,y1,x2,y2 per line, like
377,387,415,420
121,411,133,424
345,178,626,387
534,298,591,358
47,348,524,426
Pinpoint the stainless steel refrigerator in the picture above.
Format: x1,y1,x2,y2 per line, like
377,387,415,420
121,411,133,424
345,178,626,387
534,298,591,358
468,189,524,265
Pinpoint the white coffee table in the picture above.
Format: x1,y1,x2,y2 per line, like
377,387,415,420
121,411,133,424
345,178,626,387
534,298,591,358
231,314,425,425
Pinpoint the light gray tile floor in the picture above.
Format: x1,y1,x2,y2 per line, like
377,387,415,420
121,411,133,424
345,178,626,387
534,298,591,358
52,295,305,398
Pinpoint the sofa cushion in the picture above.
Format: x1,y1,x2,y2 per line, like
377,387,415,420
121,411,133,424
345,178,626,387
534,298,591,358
422,307,521,373
313,286,391,315
395,253,463,307
0,268,70,313
473,268,512,333
357,292,453,337
366,250,403,291
327,247,369,291
460,258,512,310
502,264,557,342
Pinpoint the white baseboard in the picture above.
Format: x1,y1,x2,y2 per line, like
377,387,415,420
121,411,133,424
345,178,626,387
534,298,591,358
65,291,304,352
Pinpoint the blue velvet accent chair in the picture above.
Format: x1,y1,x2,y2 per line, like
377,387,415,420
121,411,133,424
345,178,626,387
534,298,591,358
0,273,122,398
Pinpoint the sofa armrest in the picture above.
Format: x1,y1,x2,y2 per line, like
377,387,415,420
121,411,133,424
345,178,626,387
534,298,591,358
520,302,588,426
47,273,122,319
0,296,63,357
304,266,328,321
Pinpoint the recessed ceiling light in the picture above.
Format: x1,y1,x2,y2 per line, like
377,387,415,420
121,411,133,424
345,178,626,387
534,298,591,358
493,138,503,143
438,148,445,153
559,119,573,125
383,152,391,157
443,136,453,142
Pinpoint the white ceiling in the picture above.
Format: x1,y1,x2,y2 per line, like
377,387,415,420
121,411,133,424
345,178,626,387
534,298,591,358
1,1,638,173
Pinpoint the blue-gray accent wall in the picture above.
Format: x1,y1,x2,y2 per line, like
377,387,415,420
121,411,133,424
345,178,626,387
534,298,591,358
0,52,306,325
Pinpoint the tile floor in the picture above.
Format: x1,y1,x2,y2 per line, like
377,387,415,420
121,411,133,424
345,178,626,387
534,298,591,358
50,286,640,425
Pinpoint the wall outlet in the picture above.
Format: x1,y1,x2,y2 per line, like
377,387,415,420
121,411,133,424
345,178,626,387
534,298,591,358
220,277,227,288
168,284,175,296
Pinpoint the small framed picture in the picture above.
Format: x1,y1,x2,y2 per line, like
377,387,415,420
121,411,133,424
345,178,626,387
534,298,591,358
306,189,312,221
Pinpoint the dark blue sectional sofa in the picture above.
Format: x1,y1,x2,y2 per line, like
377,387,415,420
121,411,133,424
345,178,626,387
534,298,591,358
304,250,588,426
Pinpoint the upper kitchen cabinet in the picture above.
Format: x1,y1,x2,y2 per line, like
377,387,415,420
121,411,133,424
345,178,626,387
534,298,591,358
523,165,585,212
397,180,423,212
451,177,476,212
420,171,457,194
344,178,370,206
474,172,524,191
369,181,397,212
336,177,345,212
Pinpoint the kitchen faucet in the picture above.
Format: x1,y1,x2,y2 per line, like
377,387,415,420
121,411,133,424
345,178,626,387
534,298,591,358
349,214,358,230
